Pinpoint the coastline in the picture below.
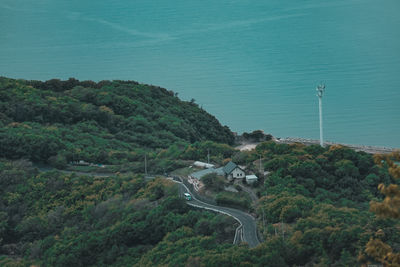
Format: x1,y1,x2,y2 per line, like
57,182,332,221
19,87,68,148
236,135,398,154
276,137,397,154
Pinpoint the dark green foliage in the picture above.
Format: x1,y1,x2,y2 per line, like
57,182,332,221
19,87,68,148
261,194,314,223
255,142,400,266
1,76,399,266
0,159,237,266
0,77,234,165
242,130,272,142
180,140,236,163
202,173,226,191
259,142,396,205
215,191,251,210
231,150,257,166
1,140,397,267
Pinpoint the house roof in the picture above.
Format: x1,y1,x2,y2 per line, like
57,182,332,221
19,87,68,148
191,162,245,180
246,175,258,180
223,161,238,175
214,167,225,176
191,168,215,180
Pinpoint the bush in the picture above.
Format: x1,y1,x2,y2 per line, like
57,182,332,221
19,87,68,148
234,184,242,191
202,173,225,192
48,154,67,169
215,192,250,210
242,130,272,142
260,194,314,223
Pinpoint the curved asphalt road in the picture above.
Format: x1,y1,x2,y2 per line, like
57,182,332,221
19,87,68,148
176,180,261,248
36,167,261,247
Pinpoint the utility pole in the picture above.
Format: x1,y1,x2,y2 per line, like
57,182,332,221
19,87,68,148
207,149,210,164
144,154,147,176
262,208,266,234
316,83,325,147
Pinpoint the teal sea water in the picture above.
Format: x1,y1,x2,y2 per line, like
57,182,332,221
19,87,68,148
1,0,399,147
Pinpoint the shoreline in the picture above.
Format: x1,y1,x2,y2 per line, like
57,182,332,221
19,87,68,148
275,137,397,154
236,135,398,154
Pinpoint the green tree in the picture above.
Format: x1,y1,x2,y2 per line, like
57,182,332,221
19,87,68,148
365,151,400,266
202,173,225,191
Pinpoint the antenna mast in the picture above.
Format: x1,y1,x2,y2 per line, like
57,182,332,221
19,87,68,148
316,83,325,147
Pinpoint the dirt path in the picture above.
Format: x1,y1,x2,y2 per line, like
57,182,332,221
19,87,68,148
236,143,258,151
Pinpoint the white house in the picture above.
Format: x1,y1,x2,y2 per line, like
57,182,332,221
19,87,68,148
223,161,245,181
189,161,246,183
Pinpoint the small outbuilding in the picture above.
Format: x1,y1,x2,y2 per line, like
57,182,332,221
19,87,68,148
193,161,215,169
245,175,258,184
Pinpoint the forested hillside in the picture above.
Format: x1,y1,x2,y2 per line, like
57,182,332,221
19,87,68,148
0,77,234,165
0,160,237,266
253,143,400,266
1,76,399,266
1,145,399,266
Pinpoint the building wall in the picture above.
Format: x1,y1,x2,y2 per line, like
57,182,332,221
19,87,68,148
246,178,257,184
231,167,245,179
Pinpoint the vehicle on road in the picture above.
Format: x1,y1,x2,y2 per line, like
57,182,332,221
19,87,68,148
183,193,192,200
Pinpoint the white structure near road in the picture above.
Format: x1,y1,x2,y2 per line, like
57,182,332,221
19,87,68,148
190,161,246,181
245,175,258,184
189,161,260,192
193,161,215,169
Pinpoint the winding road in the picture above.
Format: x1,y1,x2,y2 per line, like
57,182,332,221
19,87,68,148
174,178,261,248
37,167,261,248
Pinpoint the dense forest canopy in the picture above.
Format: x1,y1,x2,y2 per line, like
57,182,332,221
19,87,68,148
252,143,400,266
1,147,398,266
0,76,399,266
0,77,234,165
0,160,237,266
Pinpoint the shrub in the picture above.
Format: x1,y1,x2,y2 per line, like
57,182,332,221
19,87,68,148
202,173,225,192
215,192,250,210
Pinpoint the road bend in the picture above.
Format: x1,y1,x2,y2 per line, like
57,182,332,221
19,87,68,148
176,180,261,248
36,168,261,247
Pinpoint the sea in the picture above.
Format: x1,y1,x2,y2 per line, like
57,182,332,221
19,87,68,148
1,0,399,148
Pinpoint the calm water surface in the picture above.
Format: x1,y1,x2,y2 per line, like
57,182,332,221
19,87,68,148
1,0,399,147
